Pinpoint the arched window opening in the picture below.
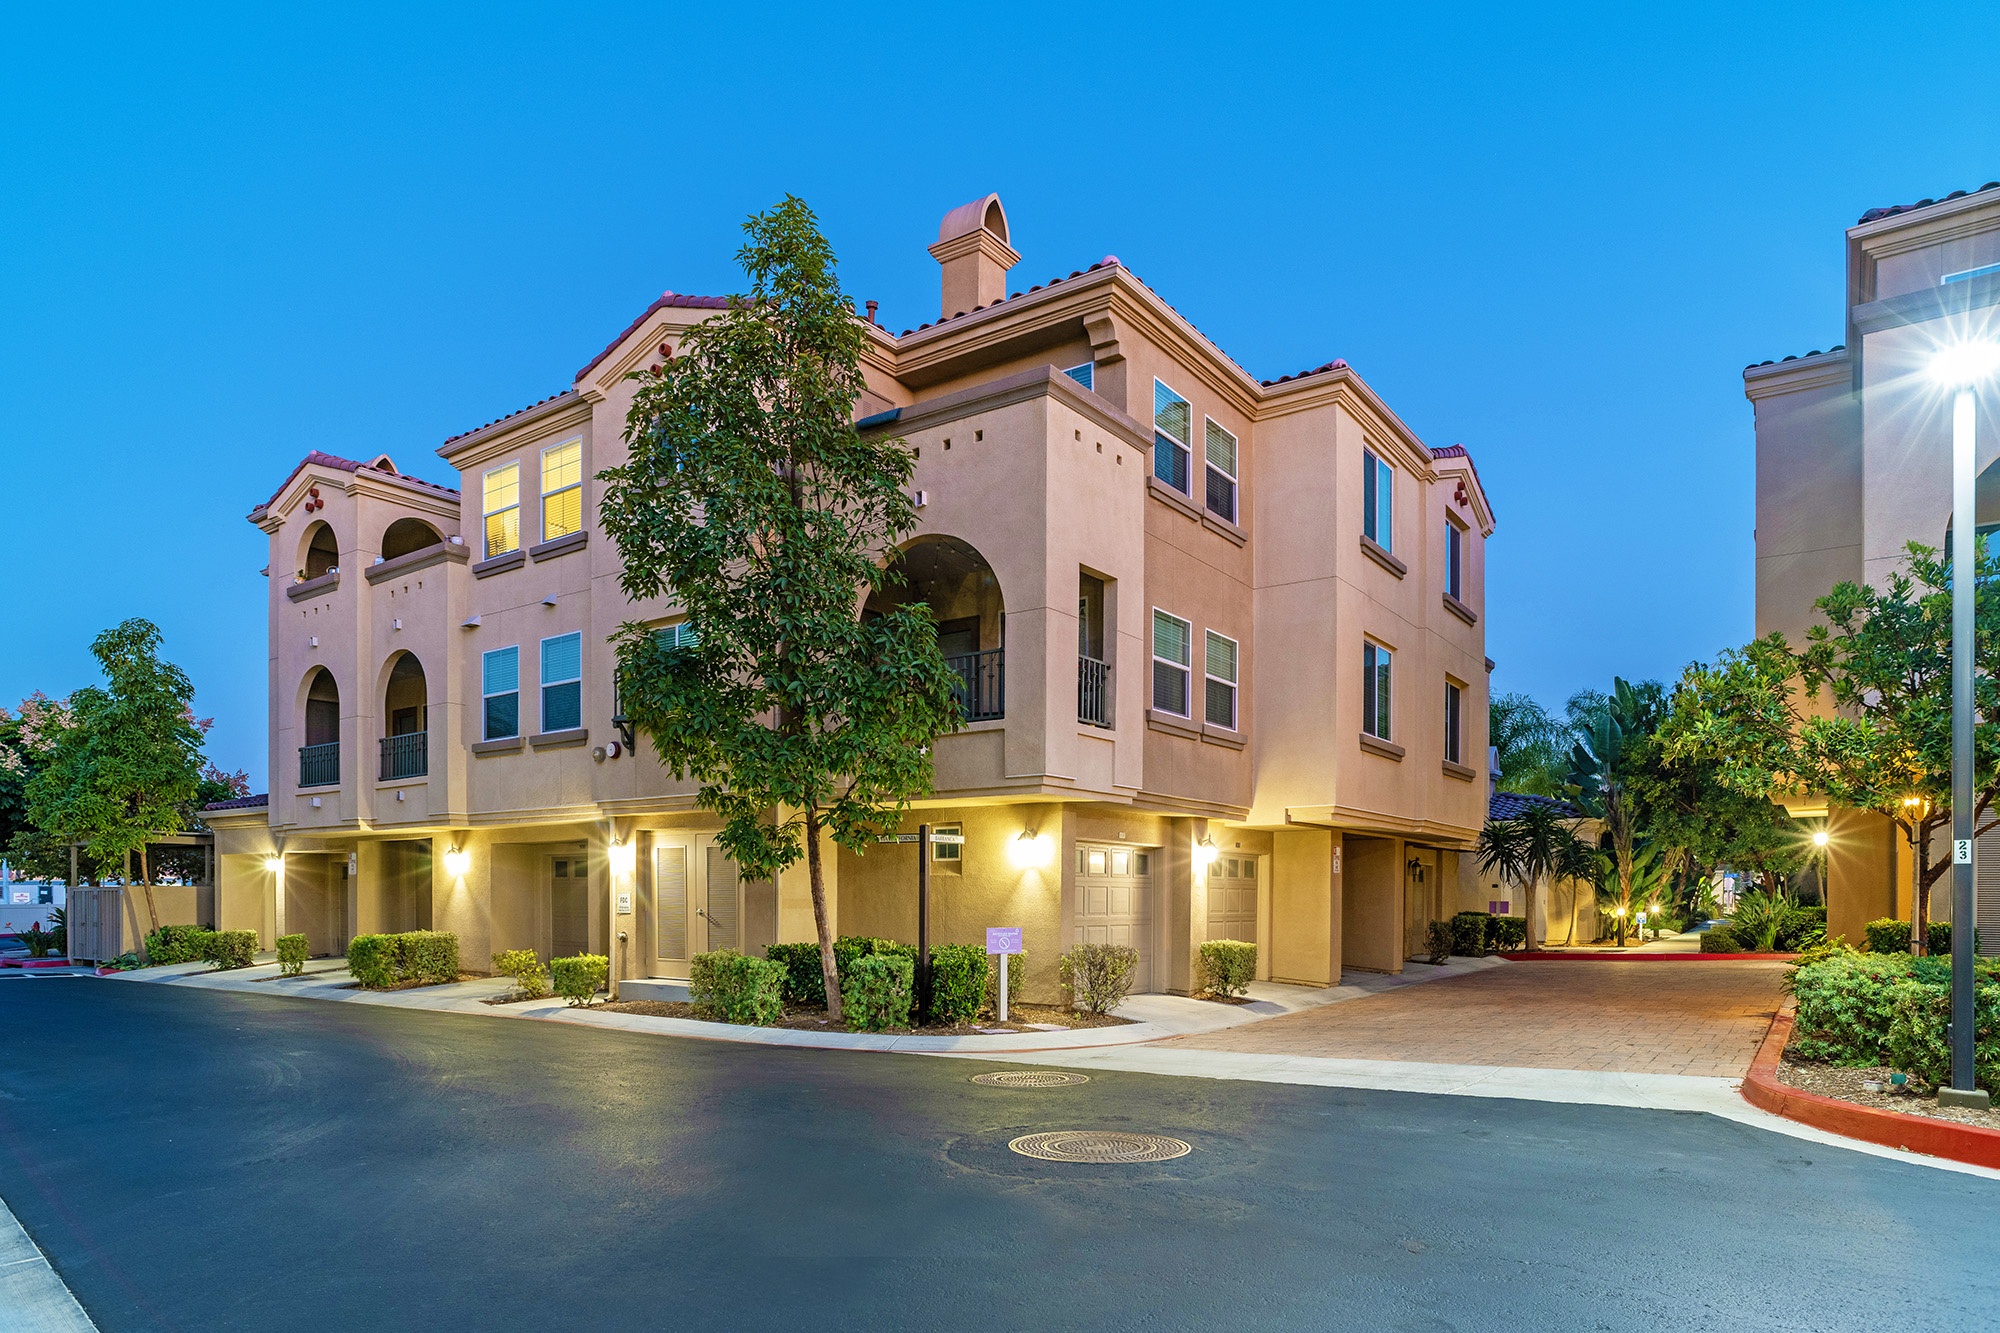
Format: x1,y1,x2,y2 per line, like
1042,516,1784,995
303,522,339,580
381,652,429,780
300,669,340,787
381,517,443,561
865,536,1005,721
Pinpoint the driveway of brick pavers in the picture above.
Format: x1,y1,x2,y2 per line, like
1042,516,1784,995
1170,960,1787,1078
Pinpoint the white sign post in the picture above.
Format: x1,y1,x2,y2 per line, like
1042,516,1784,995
986,926,1023,1021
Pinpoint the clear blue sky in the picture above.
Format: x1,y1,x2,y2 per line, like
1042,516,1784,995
5,2,1998,792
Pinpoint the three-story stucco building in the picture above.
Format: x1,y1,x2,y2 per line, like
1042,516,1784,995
207,195,1496,1000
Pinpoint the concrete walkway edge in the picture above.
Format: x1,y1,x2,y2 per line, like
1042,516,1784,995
0,1192,98,1332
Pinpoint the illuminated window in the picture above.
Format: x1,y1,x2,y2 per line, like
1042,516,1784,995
483,462,521,558
541,438,582,541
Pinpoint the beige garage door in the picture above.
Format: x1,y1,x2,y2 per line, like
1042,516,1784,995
1207,855,1258,943
1075,843,1153,993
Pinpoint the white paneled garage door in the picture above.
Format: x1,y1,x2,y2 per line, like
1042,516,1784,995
1207,855,1258,943
1075,843,1153,993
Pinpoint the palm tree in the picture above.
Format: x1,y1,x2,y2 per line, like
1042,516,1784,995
1477,799,1600,950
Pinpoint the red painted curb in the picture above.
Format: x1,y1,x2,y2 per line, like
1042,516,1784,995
1503,951,1797,962
1740,1007,2000,1169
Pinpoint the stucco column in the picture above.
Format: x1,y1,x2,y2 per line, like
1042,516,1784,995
1160,818,1198,995
1269,828,1341,986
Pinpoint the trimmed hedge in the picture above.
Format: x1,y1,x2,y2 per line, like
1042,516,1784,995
1864,918,1911,954
1885,980,2000,1092
1488,916,1528,951
347,934,399,988
492,948,549,999
1451,912,1493,957
689,948,785,1024
551,953,608,1007
1426,920,1453,966
841,953,914,1031
1777,905,1827,952
202,929,258,971
928,942,988,1024
764,941,829,1006
276,933,309,977
1700,926,1746,953
144,924,213,966
1199,940,1257,997
401,931,459,984
1059,942,1139,1014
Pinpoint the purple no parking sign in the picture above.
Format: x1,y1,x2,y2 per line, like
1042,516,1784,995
986,927,1022,955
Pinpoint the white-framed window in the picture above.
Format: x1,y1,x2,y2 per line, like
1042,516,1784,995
483,461,521,559
540,632,582,733
1062,362,1094,391
1446,513,1464,600
1445,679,1464,765
1154,380,1192,495
1362,449,1393,552
541,438,583,542
656,621,698,649
1204,418,1238,522
1362,640,1392,741
932,821,962,863
1152,609,1192,715
1204,630,1238,729
482,646,520,740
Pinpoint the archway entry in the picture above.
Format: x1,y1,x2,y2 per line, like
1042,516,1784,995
301,668,340,788
380,652,428,780
866,535,1005,721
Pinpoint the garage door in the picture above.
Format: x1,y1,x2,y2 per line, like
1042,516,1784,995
1207,855,1258,943
1075,843,1153,993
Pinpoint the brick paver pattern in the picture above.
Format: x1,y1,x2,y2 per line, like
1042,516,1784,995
1176,961,1787,1078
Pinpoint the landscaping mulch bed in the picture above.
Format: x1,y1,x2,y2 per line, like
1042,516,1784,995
1778,1057,2000,1132
481,991,552,1006
597,999,1132,1036
1193,993,1255,1005
339,974,480,992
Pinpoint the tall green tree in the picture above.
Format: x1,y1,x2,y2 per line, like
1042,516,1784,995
1564,677,1665,923
599,197,964,1022
1489,692,1569,795
1663,539,2000,953
1475,798,1600,949
25,620,209,933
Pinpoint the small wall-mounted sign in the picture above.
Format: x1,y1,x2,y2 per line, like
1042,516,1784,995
1332,847,1342,874
1957,839,1973,865
615,891,633,915
348,852,358,876
929,832,965,845
875,834,921,844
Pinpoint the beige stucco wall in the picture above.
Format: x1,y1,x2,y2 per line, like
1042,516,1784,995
1269,828,1339,985
1342,835,1403,973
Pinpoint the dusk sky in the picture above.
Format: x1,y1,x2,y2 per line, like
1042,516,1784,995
6,1,1999,791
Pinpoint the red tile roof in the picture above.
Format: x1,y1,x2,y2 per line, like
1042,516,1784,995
1491,790,1581,821
572,291,731,384
1261,360,1349,387
441,391,575,445
1744,344,1845,372
201,793,268,812
1858,180,2000,225
1430,443,1493,522
260,450,458,511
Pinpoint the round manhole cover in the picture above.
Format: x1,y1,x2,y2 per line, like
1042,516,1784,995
970,1070,1092,1088
1008,1131,1191,1163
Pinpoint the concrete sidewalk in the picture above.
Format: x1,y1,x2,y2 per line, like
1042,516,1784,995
0,1193,96,1332
104,952,1509,1052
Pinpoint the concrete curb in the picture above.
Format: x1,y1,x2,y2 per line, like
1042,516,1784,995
0,1192,97,1332
1741,1006,2000,1169
1508,951,1797,962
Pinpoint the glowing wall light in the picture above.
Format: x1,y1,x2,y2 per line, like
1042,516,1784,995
1009,829,1054,869
608,839,636,877
443,846,471,877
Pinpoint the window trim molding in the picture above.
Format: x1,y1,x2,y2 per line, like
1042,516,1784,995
1443,592,1478,625
1150,607,1194,719
481,644,521,742
1362,638,1394,743
539,436,584,544
1360,534,1407,578
481,460,522,560
1203,628,1239,732
539,631,584,735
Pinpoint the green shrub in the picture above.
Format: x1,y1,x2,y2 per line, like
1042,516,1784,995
1728,890,1793,952
107,951,141,971
984,951,1024,1016
1450,912,1492,957
1700,926,1745,953
1924,922,1984,956
1789,951,1915,1063
347,933,399,989
927,943,988,1024
492,948,549,999
763,941,828,1006
400,931,460,984
18,922,58,958
833,935,917,974
1864,918,1911,954
1782,935,1855,994
1776,905,1827,952
144,923,213,966
276,933,309,977
1199,940,1257,996
550,954,608,1007
202,930,258,970
688,948,785,1024
1883,979,2000,1093
1489,916,1528,951
1058,941,1139,1015
1426,921,1453,966
841,953,914,1031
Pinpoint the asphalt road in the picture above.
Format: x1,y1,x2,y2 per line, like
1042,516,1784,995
1,980,1995,1332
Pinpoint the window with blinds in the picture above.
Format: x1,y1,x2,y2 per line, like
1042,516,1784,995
541,438,583,542
540,632,582,733
1362,449,1393,552
1154,380,1192,495
1205,630,1238,729
1204,418,1238,523
1445,680,1463,764
1063,362,1094,390
483,462,521,558
1152,610,1191,716
1363,641,1393,740
482,646,519,740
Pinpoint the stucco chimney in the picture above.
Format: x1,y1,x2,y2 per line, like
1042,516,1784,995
929,194,1020,320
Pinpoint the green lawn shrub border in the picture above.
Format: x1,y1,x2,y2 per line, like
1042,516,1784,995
841,953,914,1031
1199,940,1257,997
492,948,550,999
202,929,258,970
689,948,785,1024
551,953,608,1007
927,942,987,1024
143,923,213,966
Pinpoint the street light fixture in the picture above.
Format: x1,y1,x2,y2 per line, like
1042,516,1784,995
1929,339,1999,1108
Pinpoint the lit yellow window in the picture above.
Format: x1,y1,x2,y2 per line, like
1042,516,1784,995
483,462,520,558
542,439,582,541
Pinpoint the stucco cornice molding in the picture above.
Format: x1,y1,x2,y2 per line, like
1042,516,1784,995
1849,194,2000,251
861,364,1152,455
1851,271,2000,337
439,395,592,470
344,472,464,522
1743,353,1852,400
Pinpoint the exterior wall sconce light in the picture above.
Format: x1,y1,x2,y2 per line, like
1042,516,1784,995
608,839,636,877
1812,830,1830,848
1009,828,1054,869
1196,838,1220,869
264,856,284,873
443,846,470,877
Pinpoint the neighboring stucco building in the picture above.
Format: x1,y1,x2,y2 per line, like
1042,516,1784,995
205,194,1496,1001
1747,178,2000,950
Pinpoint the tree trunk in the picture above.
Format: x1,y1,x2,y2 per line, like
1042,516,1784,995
138,842,161,938
1522,873,1539,953
804,806,842,1023
1913,824,1932,956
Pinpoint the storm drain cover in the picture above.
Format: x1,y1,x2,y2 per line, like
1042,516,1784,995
970,1070,1091,1088
1008,1131,1191,1163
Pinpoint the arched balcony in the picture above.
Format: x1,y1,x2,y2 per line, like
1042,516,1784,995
300,668,340,787
866,536,1005,721
300,520,339,581
379,652,429,780
381,517,444,561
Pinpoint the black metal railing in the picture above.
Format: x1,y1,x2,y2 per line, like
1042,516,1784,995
299,741,340,788
944,649,1005,722
379,731,428,781
1078,655,1112,727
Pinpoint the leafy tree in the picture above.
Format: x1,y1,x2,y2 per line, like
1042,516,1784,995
599,197,964,1023
1663,539,2000,954
25,620,208,934
1564,677,1665,925
1489,692,1570,795
1475,798,1599,949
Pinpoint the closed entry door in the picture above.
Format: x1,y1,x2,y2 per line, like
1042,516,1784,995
551,856,589,960
1074,843,1153,993
1207,855,1258,943
652,834,745,978
1403,850,1437,959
